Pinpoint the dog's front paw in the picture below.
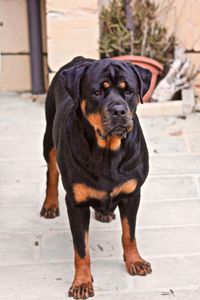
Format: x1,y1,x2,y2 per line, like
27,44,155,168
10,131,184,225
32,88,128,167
40,202,60,218
68,281,94,299
126,260,152,276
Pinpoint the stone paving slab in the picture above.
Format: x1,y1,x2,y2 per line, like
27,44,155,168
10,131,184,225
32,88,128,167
1,225,200,265
0,256,200,298
1,198,200,233
142,175,199,201
1,289,200,300
0,160,46,183
186,134,200,152
0,135,43,160
0,181,42,207
1,94,200,299
149,154,200,175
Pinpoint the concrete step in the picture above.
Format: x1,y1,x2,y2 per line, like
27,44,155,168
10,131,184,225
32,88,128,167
0,256,200,298
0,289,199,300
1,197,200,232
1,225,200,265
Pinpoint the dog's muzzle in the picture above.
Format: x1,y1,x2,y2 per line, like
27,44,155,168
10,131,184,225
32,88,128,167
98,101,133,140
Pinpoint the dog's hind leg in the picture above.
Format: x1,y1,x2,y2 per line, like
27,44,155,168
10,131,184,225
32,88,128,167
40,147,59,218
40,94,60,219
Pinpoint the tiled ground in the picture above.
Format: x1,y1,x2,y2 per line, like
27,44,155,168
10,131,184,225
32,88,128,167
0,94,200,300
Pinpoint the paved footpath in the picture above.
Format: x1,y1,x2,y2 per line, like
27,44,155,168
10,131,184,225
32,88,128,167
0,94,200,300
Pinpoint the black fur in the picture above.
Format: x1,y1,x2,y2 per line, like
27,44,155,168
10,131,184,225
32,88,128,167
43,56,151,259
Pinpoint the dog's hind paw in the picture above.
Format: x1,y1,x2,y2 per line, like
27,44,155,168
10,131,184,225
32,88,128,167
95,211,116,223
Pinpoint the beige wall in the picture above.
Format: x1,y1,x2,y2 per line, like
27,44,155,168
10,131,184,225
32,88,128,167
0,0,47,92
154,0,200,96
0,0,200,92
0,0,31,92
46,0,99,81
154,0,200,51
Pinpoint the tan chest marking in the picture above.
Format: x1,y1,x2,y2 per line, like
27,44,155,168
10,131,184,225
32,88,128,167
110,179,137,198
108,136,121,151
73,179,137,203
73,183,107,203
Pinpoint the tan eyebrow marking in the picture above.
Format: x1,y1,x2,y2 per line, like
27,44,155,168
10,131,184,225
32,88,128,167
103,81,110,89
119,81,126,89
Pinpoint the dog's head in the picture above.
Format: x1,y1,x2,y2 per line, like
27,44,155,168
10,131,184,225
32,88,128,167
60,59,151,144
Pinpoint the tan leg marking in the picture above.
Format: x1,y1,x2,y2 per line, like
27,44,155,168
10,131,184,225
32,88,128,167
73,183,107,203
110,179,137,198
121,218,152,276
40,148,59,218
69,232,94,299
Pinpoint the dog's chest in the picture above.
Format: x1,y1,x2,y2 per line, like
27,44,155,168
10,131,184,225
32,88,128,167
72,177,137,204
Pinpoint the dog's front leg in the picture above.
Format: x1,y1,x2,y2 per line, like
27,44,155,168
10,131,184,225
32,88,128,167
118,190,152,276
66,198,94,299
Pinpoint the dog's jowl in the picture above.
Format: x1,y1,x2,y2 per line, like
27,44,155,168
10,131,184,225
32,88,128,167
41,56,152,299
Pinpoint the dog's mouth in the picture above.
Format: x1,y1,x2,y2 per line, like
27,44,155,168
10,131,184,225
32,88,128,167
97,124,131,140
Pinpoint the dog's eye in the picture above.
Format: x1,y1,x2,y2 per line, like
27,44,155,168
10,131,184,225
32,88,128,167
124,89,133,95
94,89,104,97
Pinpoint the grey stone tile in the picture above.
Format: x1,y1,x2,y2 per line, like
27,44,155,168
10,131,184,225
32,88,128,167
186,134,200,152
0,261,127,297
0,135,43,160
1,225,200,265
142,176,199,200
0,257,200,298
0,117,45,137
140,116,185,139
0,181,42,207
146,136,187,155
0,95,200,299
0,95,44,121
0,160,46,183
0,205,69,233
138,198,200,227
149,155,200,175
0,233,35,265
39,225,200,261
94,290,200,300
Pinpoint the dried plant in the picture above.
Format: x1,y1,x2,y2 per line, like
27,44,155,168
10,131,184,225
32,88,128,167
100,0,175,68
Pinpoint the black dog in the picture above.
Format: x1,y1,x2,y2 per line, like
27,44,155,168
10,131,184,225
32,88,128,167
40,56,152,299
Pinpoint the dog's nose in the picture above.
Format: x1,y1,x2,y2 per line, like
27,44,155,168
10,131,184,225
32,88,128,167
110,104,127,117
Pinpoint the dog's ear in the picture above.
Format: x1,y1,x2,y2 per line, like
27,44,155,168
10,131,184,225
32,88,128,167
59,62,91,108
130,64,152,104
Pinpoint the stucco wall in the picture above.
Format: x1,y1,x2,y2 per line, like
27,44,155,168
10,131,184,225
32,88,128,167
46,0,99,81
1,0,200,93
0,0,31,92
